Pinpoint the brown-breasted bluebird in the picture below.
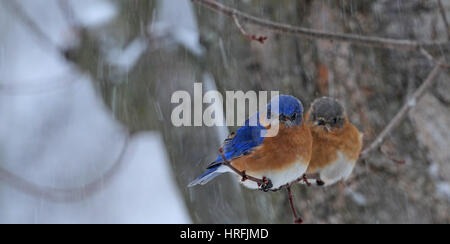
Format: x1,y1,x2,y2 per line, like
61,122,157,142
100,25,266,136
188,95,312,191
305,97,363,186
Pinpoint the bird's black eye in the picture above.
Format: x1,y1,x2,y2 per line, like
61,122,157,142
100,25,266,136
317,119,325,126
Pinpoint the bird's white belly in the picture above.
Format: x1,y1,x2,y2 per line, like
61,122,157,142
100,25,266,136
319,151,356,186
237,158,309,190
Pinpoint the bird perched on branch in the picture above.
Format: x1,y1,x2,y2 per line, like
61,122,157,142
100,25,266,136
188,95,312,191
305,97,363,186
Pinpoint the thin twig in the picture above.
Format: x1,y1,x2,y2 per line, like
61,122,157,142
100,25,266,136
438,0,450,40
218,148,271,190
420,48,450,68
381,150,406,165
286,185,303,224
360,63,443,159
232,15,268,44
191,0,449,50
421,48,438,63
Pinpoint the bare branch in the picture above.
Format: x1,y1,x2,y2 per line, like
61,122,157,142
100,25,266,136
232,15,268,44
360,63,443,159
191,0,449,51
380,149,406,165
219,148,272,190
286,186,303,224
420,48,450,68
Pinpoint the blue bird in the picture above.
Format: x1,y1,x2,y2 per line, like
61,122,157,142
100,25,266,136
188,95,313,190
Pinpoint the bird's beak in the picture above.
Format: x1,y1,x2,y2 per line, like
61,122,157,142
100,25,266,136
324,124,331,132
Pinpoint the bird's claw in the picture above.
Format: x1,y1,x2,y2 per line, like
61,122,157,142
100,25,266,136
258,176,273,192
302,174,312,187
297,174,312,186
241,170,248,182
316,179,325,186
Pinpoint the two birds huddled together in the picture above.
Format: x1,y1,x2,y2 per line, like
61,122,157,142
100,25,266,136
189,95,363,192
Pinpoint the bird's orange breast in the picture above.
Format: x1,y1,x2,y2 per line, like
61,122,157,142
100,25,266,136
231,123,312,173
305,112,362,174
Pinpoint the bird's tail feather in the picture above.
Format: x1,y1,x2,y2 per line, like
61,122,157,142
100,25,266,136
188,164,224,187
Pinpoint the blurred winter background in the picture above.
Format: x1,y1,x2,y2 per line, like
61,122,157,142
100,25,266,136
0,0,448,223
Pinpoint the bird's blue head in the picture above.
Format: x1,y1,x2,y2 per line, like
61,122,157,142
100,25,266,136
266,95,304,127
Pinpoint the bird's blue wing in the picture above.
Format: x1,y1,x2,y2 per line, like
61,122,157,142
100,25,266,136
207,113,266,168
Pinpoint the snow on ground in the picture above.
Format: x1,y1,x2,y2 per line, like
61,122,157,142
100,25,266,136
0,0,190,223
